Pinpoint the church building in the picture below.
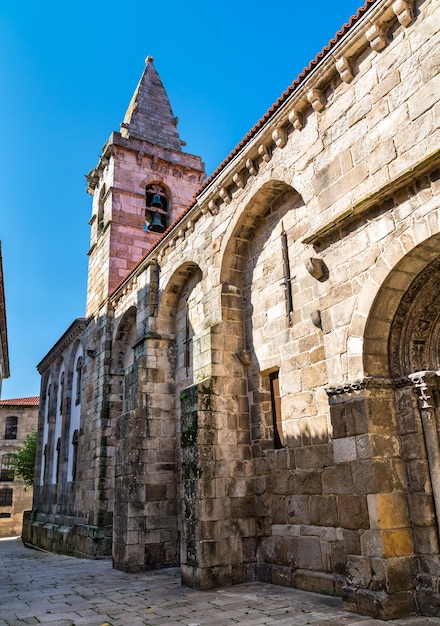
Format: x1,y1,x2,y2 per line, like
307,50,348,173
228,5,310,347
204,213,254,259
24,0,440,619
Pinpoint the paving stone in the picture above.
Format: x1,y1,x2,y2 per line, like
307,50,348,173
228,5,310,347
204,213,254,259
2,539,440,625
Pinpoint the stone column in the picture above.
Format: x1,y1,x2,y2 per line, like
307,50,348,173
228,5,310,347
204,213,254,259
180,307,253,588
113,340,180,573
408,371,440,538
329,379,417,620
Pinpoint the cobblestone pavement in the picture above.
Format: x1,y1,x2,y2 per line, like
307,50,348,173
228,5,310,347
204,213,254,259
1,538,440,626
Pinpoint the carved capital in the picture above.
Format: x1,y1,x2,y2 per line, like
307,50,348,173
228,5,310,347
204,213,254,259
409,371,439,410
366,23,387,51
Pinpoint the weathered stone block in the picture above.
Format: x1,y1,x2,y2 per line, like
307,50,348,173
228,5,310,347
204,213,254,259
309,495,338,526
338,495,369,529
346,554,372,588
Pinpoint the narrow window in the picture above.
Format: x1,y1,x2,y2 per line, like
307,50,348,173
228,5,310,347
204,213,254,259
42,443,48,483
269,371,284,449
4,416,18,440
71,430,79,481
183,299,192,374
97,184,105,233
59,372,65,416
75,356,83,405
55,437,61,483
0,488,13,506
0,454,15,481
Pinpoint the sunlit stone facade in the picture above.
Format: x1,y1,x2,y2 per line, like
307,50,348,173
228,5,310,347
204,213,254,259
24,0,440,618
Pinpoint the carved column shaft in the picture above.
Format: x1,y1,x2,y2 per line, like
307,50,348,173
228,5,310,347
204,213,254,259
409,371,440,540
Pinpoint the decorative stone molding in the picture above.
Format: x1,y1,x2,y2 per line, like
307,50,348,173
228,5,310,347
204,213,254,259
219,187,231,204
305,257,327,280
310,310,322,329
208,199,219,215
408,371,438,410
307,88,325,113
366,23,387,51
326,380,367,396
272,128,288,149
246,158,257,177
392,0,413,26
258,143,271,163
335,56,354,83
288,109,303,130
303,150,440,247
37,319,86,374
236,349,251,366
232,172,246,189
389,254,440,377
326,376,410,396
409,370,440,539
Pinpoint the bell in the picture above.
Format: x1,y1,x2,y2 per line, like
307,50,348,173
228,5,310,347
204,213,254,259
149,212,165,233
151,194,163,209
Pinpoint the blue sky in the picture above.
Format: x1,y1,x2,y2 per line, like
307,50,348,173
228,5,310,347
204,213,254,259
1,0,366,399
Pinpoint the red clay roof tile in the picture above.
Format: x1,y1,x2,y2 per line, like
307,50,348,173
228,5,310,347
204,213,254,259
0,396,40,406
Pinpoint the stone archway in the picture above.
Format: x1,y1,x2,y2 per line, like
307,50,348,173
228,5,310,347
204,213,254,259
346,237,440,618
386,256,440,616
389,255,440,377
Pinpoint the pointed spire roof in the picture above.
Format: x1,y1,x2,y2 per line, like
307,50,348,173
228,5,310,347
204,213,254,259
120,56,183,151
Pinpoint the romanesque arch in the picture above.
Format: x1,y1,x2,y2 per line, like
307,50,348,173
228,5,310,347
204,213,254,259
111,306,137,416
220,180,305,289
363,234,440,379
353,233,440,610
220,180,311,449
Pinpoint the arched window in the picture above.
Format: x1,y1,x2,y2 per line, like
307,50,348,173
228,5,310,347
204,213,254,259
75,356,83,405
269,370,284,449
4,416,18,440
144,184,168,233
71,430,79,482
0,454,15,481
40,380,51,485
43,443,48,483
55,437,61,483
0,487,13,506
52,368,64,484
59,372,65,416
97,184,106,233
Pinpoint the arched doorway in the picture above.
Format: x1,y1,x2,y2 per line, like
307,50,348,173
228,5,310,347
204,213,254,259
358,238,440,617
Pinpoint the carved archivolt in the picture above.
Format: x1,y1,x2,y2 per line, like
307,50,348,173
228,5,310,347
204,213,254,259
389,257,440,377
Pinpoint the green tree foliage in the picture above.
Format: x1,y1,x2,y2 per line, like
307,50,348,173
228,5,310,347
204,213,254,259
12,430,37,486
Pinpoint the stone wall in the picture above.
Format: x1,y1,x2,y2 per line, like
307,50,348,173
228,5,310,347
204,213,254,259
29,0,440,619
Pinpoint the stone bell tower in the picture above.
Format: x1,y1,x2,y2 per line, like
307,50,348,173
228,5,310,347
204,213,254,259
85,56,205,317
